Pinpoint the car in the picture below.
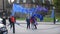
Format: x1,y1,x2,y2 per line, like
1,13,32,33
0,17,8,34
0,23,8,34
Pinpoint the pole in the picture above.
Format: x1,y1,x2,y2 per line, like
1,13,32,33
3,0,4,10
54,10,55,24
53,7,56,24
3,0,5,15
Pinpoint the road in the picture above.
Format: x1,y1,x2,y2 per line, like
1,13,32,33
6,20,60,34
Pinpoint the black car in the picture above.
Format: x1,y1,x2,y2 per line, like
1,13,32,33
0,23,8,34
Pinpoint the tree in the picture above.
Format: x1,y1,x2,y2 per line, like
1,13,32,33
54,0,60,12
54,0,60,17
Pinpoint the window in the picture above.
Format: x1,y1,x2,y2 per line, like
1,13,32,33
33,0,35,3
23,0,26,3
16,0,20,3
42,0,45,3
8,0,14,4
15,0,23,3
6,0,15,8
48,0,52,4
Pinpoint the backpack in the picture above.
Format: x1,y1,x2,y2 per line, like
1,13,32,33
11,17,15,23
30,18,35,23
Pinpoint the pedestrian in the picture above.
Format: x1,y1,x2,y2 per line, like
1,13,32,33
34,17,37,29
30,16,37,29
8,16,12,28
26,17,30,29
30,16,35,29
10,16,16,34
2,16,6,26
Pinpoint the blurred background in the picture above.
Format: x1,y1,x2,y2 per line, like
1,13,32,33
0,0,60,22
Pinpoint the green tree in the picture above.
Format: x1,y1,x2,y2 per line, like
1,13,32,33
54,0,60,12
54,0,60,17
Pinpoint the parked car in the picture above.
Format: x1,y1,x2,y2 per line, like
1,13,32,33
0,17,8,34
0,23,8,34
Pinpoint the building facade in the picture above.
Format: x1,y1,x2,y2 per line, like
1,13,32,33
0,0,54,17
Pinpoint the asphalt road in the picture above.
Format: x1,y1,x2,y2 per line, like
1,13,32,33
6,20,60,34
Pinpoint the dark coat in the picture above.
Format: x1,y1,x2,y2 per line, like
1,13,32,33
26,18,30,25
2,18,6,25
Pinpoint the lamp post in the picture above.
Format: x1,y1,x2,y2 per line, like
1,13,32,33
2,0,5,16
53,7,56,24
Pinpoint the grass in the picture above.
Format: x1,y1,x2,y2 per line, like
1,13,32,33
16,17,60,22
16,18,26,20
44,17,53,22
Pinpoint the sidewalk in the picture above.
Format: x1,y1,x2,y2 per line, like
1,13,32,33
6,20,60,34
6,20,60,25
7,23,60,34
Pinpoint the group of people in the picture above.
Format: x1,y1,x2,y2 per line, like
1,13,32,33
1,16,38,30
0,15,38,33
26,16,38,30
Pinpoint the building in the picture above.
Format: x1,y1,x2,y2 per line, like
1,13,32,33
0,0,54,18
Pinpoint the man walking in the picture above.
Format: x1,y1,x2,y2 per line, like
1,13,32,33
26,17,30,29
10,16,16,34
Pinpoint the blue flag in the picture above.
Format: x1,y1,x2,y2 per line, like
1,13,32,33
33,14,43,21
51,9,54,18
12,4,48,21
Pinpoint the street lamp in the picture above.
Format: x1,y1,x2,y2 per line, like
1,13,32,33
2,0,5,16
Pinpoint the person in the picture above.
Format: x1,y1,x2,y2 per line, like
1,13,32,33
2,16,6,26
34,17,37,29
26,17,30,29
30,16,37,29
10,16,16,33
8,16,12,28
30,16,35,29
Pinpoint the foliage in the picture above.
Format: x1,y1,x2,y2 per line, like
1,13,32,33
54,0,60,10
54,0,60,17
16,17,60,22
